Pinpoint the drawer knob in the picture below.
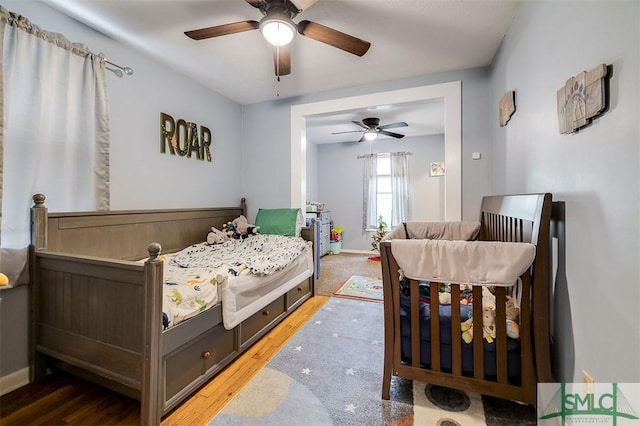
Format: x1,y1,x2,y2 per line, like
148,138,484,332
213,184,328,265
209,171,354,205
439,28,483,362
202,351,211,359
262,310,270,316
297,287,303,292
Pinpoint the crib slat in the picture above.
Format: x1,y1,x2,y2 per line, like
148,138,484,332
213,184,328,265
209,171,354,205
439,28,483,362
450,285,462,376
495,287,508,383
519,273,536,392
472,286,484,379
410,279,421,368
430,282,441,371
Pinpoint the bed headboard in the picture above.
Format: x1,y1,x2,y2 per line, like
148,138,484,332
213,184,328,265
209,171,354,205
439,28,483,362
31,194,247,260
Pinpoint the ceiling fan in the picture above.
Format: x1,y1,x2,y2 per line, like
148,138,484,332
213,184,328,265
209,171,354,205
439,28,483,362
332,117,408,142
184,0,371,79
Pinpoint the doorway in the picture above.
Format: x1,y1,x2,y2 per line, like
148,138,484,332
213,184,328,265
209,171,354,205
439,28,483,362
290,81,462,221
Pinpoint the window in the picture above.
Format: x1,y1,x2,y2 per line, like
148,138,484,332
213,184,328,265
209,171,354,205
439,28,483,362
375,154,392,229
363,152,410,231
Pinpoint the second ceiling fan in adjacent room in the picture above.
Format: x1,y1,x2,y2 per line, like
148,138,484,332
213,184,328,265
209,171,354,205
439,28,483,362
332,117,408,143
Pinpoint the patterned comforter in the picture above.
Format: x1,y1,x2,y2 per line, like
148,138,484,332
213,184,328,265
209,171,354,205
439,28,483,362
170,234,310,276
161,234,311,329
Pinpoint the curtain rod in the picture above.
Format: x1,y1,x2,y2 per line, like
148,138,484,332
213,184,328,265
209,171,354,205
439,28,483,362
357,151,413,159
103,58,134,78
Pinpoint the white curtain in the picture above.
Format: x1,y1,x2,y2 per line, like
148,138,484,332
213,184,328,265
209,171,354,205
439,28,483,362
390,151,410,225
0,7,110,288
362,154,377,231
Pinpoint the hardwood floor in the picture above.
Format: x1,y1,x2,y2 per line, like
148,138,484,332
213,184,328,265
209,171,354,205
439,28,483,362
0,295,328,426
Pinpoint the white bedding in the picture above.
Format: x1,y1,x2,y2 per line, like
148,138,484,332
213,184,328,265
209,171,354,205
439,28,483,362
160,235,313,330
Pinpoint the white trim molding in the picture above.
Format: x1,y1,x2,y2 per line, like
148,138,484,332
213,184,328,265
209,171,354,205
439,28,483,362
291,81,462,221
0,367,30,396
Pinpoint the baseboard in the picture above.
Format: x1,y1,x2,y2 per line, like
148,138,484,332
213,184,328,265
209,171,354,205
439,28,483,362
340,249,375,255
0,367,30,396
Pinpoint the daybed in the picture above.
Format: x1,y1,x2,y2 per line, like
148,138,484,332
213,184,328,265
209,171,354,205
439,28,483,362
29,194,315,425
380,193,553,405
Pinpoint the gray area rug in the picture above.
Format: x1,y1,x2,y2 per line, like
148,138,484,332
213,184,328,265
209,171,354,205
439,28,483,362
209,297,536,425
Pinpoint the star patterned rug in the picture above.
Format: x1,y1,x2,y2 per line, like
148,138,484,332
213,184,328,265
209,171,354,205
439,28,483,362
208,297,536,425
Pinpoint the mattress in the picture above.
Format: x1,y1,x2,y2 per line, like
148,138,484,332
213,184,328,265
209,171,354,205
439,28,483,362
158,235,313,330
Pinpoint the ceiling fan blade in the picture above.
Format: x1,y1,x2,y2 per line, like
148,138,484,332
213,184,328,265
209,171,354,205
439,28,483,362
351,120,369,130
298,20,371,57
379,121,408,130
245,0,263,7
379,130,405,139
274,45,291,77
358,134,367,143
331,130,364,135
185,21,259,40
290,0,319,11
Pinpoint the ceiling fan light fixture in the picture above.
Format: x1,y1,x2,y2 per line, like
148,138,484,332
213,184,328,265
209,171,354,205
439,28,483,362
260,15,296,46
364,129,377,141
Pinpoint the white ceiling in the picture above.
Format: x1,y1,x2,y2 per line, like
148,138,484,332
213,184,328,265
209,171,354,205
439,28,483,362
41,0,518,144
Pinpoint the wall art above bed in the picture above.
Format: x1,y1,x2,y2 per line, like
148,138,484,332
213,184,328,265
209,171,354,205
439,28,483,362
160,112,212,161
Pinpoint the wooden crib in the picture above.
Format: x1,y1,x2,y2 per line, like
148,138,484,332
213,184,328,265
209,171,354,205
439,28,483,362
380,193,553,405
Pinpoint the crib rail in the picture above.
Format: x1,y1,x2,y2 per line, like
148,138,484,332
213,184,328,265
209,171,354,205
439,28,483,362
381,242,537,404
380,192,553,406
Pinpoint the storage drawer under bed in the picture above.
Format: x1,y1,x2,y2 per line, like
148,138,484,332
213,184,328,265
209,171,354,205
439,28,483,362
240,296,286,344
286,279,311,309
164,323,236,402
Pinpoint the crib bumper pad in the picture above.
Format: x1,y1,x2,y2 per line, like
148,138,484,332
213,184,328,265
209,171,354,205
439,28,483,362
383,221,481,241
391,239,536,286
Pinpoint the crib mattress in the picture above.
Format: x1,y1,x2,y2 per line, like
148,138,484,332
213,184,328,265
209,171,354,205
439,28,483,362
399,294,521,378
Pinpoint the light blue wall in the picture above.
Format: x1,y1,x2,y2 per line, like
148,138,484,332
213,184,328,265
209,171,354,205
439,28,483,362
489,0,639,382
242,68,494,225
317,134,445,251
0,1,244,381
2,1,244,210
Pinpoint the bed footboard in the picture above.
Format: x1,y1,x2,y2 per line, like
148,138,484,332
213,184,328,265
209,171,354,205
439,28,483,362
31,245,164,424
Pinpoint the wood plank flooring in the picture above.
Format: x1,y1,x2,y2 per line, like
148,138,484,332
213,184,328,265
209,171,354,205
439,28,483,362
0,295,328,426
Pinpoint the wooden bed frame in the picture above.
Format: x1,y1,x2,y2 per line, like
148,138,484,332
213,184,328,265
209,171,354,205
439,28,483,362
29,194,316,425
380,193,553,405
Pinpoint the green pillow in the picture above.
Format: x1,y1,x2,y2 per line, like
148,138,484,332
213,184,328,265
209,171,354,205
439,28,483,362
255,208,302,237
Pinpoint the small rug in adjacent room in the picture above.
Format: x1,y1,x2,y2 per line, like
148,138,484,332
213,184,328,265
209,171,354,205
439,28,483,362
208,298,536,426
332,274,383,301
